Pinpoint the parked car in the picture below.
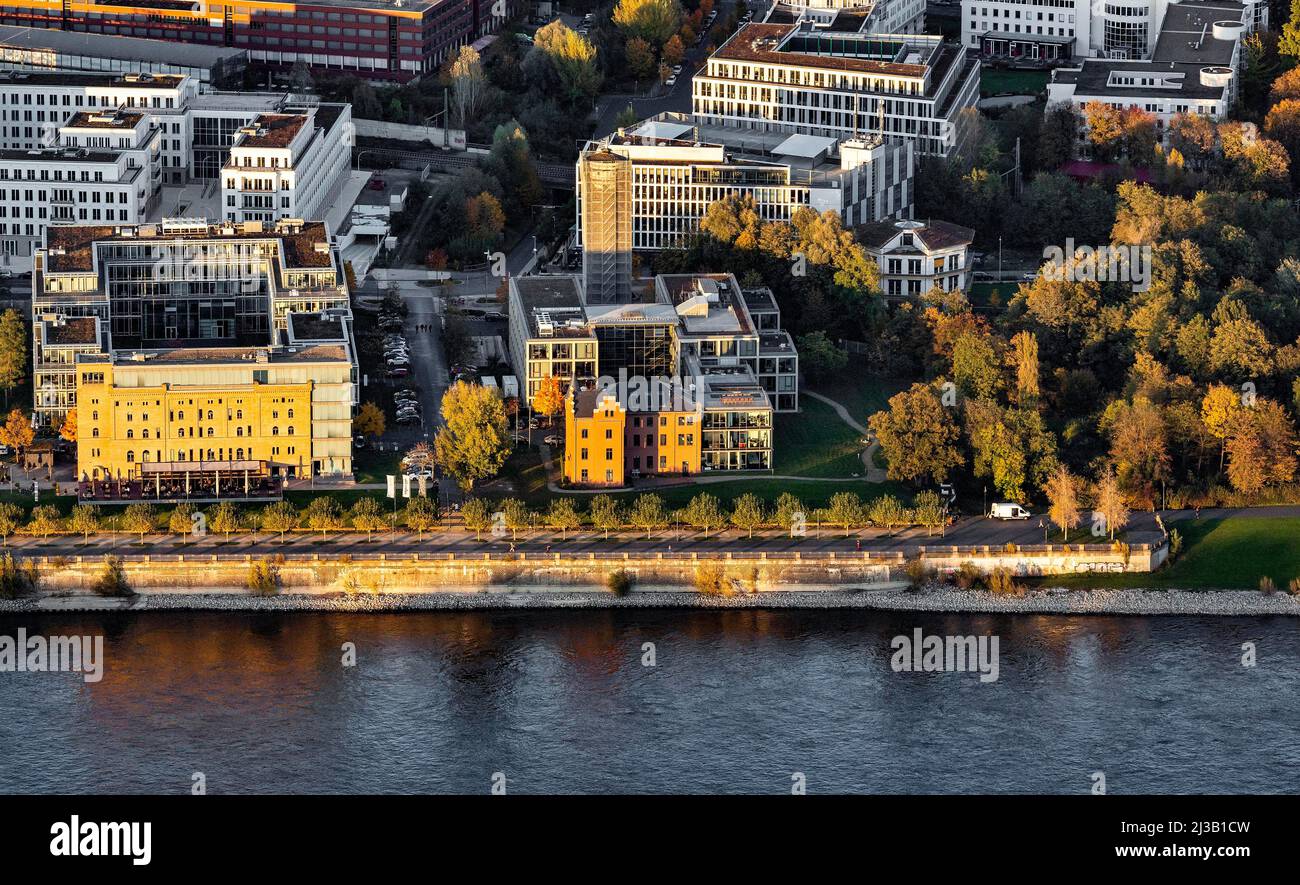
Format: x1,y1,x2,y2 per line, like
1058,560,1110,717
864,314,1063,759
989,503,1031,520
368,177,387,191
387,367,409,377
543,434,561,446
665,76,677,87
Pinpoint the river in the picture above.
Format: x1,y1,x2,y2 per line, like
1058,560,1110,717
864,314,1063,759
0,610,1295,794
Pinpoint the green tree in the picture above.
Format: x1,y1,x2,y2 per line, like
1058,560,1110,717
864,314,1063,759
827,492,864,536
629,493,668,538
449,45,488,126
1281,0,1300,62
1045,465,1081,541
911,490,946,537
349,497,387,542
121,503,155,544
260,501,299,544
684,493,724,537
27,505,61,540
868,384,964,485
461,497,493,540
796,331,848,381
0,309,27,408
773,493,805,538
501,498,530,540
589,495,621,539
353,402,386,438
69,504,100,544
208,501,241,543
93,555,131,597
624,36,657,80
0,502,21,546
867,494,907,532
169,502,197,537
964,401,1054,502
434,381,511,491
530,19,603,103
304,496,345,540
404,495,440,538
1093,468,1129,540
730,493,765,539
613,0,682,45
546,498,581,540
951,332,1002,399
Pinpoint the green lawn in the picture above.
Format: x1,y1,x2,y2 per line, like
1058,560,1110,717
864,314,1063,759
352,448,402,484
490,446,550,504
980,68,1049,97
773,397,864,477
806,373,906,426
1051,517,1300,590
969,282,1015,310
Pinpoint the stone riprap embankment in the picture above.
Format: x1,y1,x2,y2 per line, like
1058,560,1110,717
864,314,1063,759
1,584,1295,616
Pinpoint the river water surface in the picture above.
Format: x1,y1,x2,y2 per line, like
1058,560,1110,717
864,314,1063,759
0,610,1295,794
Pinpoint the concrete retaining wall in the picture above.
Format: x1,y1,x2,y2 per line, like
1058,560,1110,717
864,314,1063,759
19,543,1164,597
353,118,466,150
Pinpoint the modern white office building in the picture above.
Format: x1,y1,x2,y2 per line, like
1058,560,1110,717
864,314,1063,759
221,104,353,224
0,69,352,269
576,113,914,252
692,22,981,157
761,0,928,35
1047,2,1251,140
961,0,1265,64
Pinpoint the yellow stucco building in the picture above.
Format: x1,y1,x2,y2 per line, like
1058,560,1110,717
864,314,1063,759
76,318,355,485
563,386,703,487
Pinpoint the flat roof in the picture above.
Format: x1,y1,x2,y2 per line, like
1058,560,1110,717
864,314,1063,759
0,24,244,67
43,220,336,273
714,23,935,78
42,316,98,346
104,343,349,366
1151,2,1244,66
0,69,185,88
1050,61,1228,101
741,287,778,313
512,275,591,339
773,133,837,159
0,147,122,163
585,301,680,326
631,120,693,141
65,110,144,130
287,311,348,342
235,114,307,148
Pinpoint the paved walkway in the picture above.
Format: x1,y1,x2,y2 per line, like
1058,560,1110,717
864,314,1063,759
804,391,888,483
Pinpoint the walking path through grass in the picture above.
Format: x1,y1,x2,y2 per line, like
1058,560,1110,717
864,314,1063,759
804,391,888,482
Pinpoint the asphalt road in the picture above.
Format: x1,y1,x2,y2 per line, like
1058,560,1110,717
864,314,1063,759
1,507,1175,559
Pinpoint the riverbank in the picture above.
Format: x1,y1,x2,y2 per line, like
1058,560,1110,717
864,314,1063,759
2,584,1296,616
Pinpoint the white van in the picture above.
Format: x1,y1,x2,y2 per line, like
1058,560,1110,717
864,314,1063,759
989,503,1031,520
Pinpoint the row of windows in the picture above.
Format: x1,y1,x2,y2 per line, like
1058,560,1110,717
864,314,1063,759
117,445,296,463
